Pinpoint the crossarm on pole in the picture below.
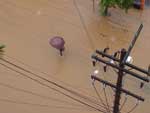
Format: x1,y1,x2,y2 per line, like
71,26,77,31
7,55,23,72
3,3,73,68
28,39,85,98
91,75,144,101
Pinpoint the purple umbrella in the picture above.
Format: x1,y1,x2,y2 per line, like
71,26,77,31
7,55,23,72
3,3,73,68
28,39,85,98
49,36,65,56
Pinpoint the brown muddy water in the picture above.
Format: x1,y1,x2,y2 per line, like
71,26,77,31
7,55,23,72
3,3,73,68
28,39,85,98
0,0,149,113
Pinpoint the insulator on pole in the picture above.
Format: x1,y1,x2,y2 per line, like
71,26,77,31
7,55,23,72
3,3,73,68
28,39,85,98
92,60,96,66
103,65,107,72
140,82,144,89
114,52,118,58
102,47,109,57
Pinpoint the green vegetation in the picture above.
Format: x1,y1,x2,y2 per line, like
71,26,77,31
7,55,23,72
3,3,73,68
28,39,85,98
99,0,134,16
0,44,5,58
0,44,5,50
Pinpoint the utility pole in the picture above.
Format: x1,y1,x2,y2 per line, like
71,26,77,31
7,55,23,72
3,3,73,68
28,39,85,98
113,49,126,113
91,24,149,113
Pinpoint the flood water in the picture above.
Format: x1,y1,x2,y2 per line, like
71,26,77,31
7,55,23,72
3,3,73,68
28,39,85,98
0,0,149,113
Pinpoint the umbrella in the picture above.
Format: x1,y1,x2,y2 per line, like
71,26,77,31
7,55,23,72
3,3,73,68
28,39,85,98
49,36,65,50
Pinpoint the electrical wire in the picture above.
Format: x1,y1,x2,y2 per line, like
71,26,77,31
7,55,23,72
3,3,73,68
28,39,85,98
119,94,128,111
0,98,95,111
0,58,105,108
0,0,145,112
126,101,139,113
105,86,115,109
0,62,107,113
1,0,98,104
73,0,95,50
1,50,141,113
0,82,84,107
92,81,111,112
5,54,99,102
109,86,115,98
103,86,112,113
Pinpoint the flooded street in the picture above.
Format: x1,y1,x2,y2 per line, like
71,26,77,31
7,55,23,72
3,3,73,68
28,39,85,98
0,0,149,113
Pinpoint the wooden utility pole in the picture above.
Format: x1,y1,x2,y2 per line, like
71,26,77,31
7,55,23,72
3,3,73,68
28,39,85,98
91,24,149,113
113,49,126,113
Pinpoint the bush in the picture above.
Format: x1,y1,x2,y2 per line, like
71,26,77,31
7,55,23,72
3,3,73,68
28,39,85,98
99,0,134,16
0,44,5,50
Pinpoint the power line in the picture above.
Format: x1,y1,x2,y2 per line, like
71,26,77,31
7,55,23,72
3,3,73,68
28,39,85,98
126,101,139,113
0,82,84,107
73,0,95,50
119,94,128,111
0,98,95,111
0,58,105,109
0,62,107,113
4,54,98,102
103,86,111,113
92,81,111,112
